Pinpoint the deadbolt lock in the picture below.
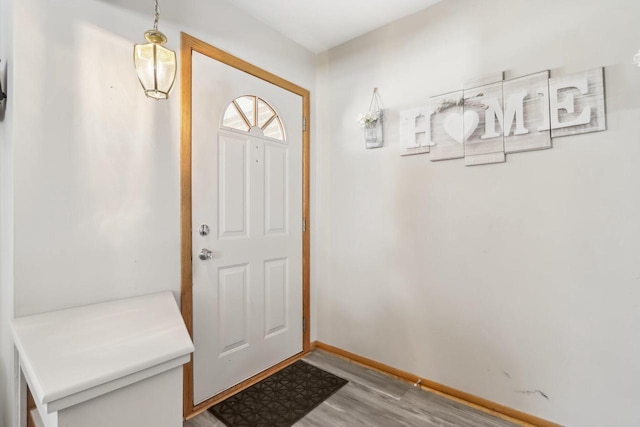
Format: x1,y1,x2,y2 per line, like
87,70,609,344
199,224,210,236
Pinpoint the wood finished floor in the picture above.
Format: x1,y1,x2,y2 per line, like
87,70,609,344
185,350,522,427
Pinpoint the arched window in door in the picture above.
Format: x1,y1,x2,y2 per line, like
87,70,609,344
222,95,285,141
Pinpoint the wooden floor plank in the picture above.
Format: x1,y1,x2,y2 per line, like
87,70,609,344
185,350,520,427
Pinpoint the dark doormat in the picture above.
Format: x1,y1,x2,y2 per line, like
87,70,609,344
208,360,348,427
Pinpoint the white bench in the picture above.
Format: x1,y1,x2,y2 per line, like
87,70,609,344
12,291,194,427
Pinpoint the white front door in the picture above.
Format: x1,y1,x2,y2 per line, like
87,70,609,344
191,51,303,404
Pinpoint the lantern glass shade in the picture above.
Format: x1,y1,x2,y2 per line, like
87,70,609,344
134,41,177,100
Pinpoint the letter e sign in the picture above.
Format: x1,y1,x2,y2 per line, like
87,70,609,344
550,68,606,138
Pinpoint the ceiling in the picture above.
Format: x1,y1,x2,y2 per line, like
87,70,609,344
224,0,442,53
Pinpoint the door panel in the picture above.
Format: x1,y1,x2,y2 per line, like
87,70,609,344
191,51,303,405
219,135,250,239
264,144,289,235
218,264,250,356
264,257,288,338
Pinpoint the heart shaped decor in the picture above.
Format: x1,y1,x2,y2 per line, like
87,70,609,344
443,111,479,143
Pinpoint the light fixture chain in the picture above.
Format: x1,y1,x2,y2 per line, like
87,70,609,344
153,0,159,30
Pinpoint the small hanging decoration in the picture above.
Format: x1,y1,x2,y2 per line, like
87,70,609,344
357,88,384,149
634,49,640,67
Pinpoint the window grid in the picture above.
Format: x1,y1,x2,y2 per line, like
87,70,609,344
222,96,285,142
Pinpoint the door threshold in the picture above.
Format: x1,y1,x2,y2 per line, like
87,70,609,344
185,350,310,420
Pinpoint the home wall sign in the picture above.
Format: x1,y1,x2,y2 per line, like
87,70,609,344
399,67,606,164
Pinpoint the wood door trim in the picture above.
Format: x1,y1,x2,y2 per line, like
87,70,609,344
180,32,311,419
313,342,562,427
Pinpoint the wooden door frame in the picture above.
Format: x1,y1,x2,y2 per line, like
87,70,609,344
180,32,311,420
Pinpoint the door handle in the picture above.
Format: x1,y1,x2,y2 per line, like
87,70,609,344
199,248,214,260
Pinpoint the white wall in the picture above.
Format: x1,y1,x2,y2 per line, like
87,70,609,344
0,0,16,425
4,0,315,425
315,1,640,426
11,0,315,317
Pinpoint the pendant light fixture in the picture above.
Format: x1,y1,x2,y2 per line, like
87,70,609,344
133,0,176,100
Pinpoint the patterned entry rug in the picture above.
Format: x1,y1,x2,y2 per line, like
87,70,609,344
208,360,348,427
